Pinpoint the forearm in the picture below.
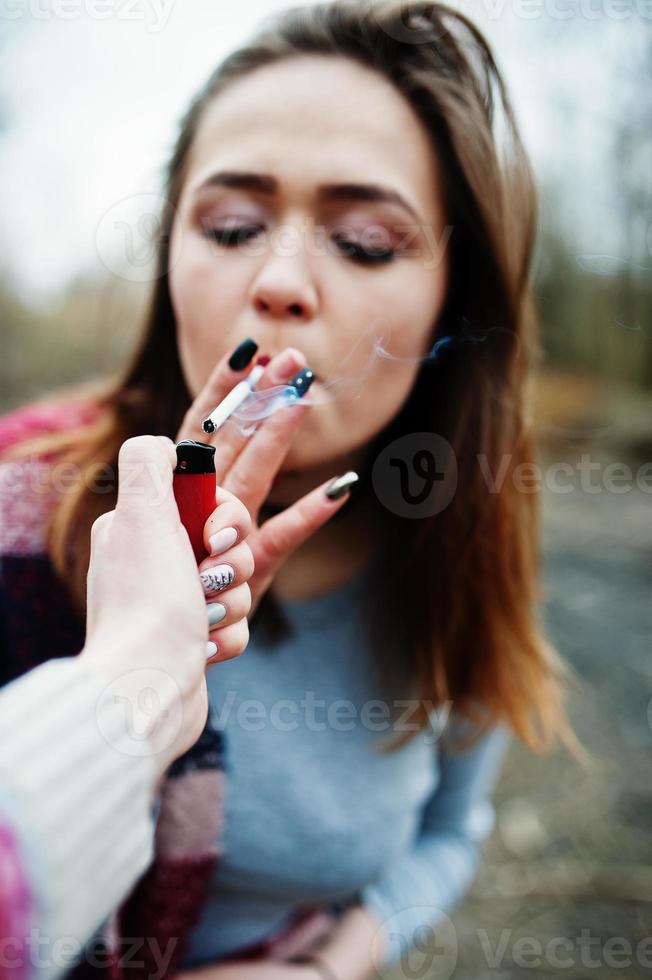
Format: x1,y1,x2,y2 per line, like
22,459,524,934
0,657,157,980
303,905,387,980
352,723,512,973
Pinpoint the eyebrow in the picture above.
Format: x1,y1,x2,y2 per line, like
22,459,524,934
194,170,422,222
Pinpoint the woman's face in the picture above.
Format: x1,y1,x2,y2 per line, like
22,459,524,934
169,54,448,481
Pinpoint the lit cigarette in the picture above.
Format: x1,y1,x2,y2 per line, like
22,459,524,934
202,363,266,435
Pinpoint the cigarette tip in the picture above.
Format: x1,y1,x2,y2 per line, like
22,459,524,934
202,419,215,434
256,354,271,367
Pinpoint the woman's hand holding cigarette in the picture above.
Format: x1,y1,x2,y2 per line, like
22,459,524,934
176,339,358,620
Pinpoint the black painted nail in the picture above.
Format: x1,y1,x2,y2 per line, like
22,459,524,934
288,367,315,399
229,337,258,371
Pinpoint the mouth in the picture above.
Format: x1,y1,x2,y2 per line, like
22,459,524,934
258,354,319,384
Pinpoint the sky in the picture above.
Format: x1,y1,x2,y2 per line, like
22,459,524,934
0,0,647,305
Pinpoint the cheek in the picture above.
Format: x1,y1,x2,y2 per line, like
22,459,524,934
336,358,421,443
337,263,444,405
285,359,420,471
168,228,244,395
380,260,447,358
290,286,441,467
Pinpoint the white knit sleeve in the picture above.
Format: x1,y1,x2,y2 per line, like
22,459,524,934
0,657,157,980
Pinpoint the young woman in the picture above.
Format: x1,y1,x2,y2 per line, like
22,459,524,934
0,2,579,978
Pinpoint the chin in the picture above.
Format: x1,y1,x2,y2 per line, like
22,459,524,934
276,429,322,471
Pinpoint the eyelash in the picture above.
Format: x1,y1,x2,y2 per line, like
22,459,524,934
201,225,396,265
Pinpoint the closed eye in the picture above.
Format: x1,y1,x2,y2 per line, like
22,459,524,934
331,235,396,265
201,225,397,265
202,225,264,246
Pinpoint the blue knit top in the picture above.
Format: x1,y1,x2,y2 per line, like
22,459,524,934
182,559,511,969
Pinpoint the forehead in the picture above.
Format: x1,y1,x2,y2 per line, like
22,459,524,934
184,55,442,221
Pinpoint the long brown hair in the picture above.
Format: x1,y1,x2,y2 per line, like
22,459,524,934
7,0,582,756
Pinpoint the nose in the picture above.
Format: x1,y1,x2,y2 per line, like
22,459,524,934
249,230,318,325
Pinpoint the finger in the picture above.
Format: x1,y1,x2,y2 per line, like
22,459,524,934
198,541,255,599
250,473,359,586
176,338,261,443
205,618,250,666
249,347,307,392
90,510,113,552
203,486,253,557
211,347,307,484
86,511,114,635
220,396,313,522
114,435,178,529
206,583,252,633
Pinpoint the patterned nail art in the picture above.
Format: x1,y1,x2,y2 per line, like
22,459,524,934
200,565,235,595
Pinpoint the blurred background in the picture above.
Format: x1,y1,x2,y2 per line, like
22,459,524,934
1,1,651,977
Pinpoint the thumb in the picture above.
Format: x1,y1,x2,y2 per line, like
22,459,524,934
115,435,179,529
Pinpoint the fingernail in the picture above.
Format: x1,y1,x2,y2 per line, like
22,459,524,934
207,602,227,626
200,565,235,595
206,641,219,660
288,367,315,399
209,527,238,555
229,337,258,371
325,471,359,500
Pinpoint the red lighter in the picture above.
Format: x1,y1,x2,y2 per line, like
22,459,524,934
173,439,217,563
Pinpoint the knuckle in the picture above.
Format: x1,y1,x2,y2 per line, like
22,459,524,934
214,499,253,540
230,583,252,618
234,618,250,655
226,472,257,502
261,519,294,560
90,511,112,546
240,543,255,579
237,501,254,536
241,583,252,616
217,620,249,662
